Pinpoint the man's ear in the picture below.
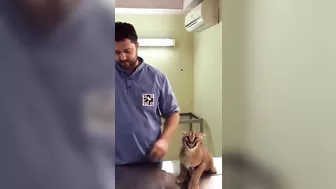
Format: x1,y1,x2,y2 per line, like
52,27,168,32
135,41,139,48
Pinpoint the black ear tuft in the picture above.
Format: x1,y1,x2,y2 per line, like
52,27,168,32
198,132,205,137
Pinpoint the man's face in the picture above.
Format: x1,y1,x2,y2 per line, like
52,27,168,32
115,39,139,70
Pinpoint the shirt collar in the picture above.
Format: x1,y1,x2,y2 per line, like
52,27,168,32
115,56,146,75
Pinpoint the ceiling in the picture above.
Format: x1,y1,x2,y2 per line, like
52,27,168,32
115,0,184,10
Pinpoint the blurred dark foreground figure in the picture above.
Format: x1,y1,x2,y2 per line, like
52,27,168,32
0,0,115,189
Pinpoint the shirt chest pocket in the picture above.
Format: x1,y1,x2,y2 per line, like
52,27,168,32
133,86,159,111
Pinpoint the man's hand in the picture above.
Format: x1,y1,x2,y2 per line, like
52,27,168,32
149,138,169,161
149,112,179,161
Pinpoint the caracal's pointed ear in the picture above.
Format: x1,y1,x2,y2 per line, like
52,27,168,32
182,131,188,136
199,132,205,138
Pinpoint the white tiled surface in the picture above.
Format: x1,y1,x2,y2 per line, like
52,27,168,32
161,157,222,175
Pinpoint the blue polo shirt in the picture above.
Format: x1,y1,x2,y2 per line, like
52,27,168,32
115,57,180,165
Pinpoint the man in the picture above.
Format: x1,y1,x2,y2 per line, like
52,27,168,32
115,22,180,165
0,0,115,189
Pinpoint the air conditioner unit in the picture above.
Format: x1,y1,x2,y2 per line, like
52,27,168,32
184,0,219,32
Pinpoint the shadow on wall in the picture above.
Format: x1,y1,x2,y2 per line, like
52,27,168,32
222,0,295,189
222,152,284,189
222,0,286,188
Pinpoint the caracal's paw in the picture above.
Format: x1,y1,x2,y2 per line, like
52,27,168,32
210,166,217,174
188,182,199,189
176,174,186,183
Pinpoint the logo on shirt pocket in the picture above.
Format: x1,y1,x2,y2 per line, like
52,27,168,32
142,94,154,106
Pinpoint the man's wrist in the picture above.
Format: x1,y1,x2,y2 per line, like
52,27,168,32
160,131,173,143
156,137,169,153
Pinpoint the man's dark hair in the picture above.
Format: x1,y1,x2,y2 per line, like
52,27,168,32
115,22,138,43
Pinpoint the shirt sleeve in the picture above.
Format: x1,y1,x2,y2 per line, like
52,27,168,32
159,76,180,118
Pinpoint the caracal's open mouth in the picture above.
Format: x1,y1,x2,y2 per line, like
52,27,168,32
186,142,197,149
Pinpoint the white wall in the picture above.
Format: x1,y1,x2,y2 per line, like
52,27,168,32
223,1,336,189
193,22,222,157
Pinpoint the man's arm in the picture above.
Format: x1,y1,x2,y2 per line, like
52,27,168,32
149,75,180,161
159,75,180,143
161,112,180,143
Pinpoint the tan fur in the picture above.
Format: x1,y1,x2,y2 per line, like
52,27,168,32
176,131,217,189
